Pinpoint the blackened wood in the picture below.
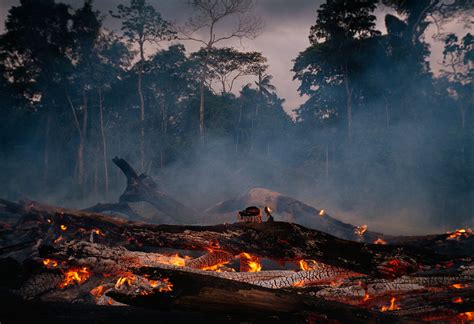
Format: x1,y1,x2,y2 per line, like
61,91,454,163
109,267,399,323
112,157,200,224
4,200,462,278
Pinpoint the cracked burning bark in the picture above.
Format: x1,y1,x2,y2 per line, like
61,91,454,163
2,199,463,279
1,163,473,324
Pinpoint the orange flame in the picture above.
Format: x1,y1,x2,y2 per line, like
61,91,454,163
373,238,387,245
362,292,370,302
115,274,136,288
452,297,463,303
59,267,90,288
200,261,231,272
292,280,305,287
60,224,67,231
298,259,318,271
42,259,58,267
355,225,368,237
240,252,262,272
158,278,173,292
457,312,474,321
381,297,400,312
451,283,468,289
54,235,63,243
319,210,326,217
154,253,191,267
446,228,471,240
90,285,106,298
93,229,106,236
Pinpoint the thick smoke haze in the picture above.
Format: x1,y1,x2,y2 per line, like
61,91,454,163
0,0,472,236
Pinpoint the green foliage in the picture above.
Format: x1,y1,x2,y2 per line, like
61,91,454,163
191,47,267,93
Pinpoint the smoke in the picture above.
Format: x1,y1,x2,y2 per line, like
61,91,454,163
0,1,472,237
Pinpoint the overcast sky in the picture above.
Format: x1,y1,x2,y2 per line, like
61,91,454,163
0,0,471,113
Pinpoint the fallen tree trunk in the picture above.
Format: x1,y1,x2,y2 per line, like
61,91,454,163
1,200,464,278
107,267,396,323
112,157,200,224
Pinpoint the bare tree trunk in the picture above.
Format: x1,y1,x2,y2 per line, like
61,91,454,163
199,78,205,138
199,48,211,139
98,89,109,199
160,97,167,135
94,148,99,198
235,97,243,154
138,43,146,172
78,89,88,197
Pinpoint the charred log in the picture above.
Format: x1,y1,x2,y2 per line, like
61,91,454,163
1,199,466,278
108,267,396,323
112,157,199,224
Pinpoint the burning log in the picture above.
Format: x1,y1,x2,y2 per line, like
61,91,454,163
106,267,396,322
254,266,362,289
184,251,234,270
1,194,473,322
1,199,465,278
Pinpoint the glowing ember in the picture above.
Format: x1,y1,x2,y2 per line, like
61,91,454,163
373,238,387,245
60,224,67,231
90,285,106,298
362,292,370,302
201,262,231,272
355,225,368,237
446,228,472,240
457,312,474,321
298,259,318,271
54,235,63,243
452,297,463,303
240,252,262,272
319,209,326,217
154,253,191,267
451,283,468,289
145,278,173,293
292,280,305,287
381,297,400,312
93,229,106,236
157,278,173,292
115,274,136,288
42,258,58,267
46,219,52,224
205,240,221,252
59,267,90,288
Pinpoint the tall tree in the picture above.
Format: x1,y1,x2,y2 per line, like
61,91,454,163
441,33,473,130
69,0,102,192
180,0,263,138
111,0,175,171
143,44,199,168
1,0,74,183
293,0,380,140
191,47,267,94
